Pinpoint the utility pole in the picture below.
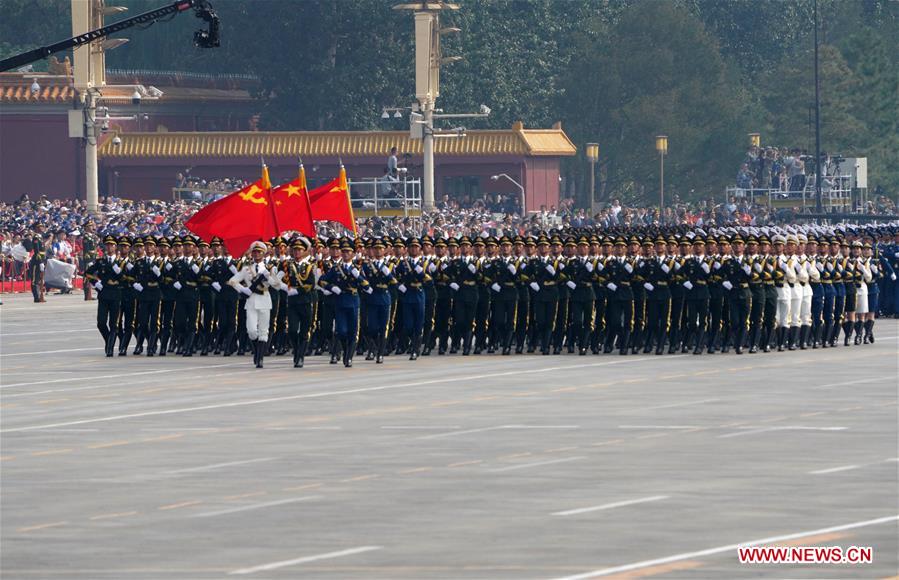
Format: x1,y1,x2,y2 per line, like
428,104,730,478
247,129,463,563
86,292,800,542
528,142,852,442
814,0,823,213
394,2,460,211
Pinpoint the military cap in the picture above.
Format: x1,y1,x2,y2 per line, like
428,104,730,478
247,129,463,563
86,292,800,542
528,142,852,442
132,237,144,247
249,240,267,253
447,237,460,248
642,238,654,247
372,237,386,249
434,237,448,248
550,235,563,246
851,240,863,248
144,236,157,246
328,238,341,249
393,237,406,248
339,238,355,251
731,235,744,244
601,237,614,247
614,237,627,247
577,235,590,246
118,235,132,246
628,236,640,246
537,235,550,246
421,235,434,246
525,236,538,247
198,238,210,248
459,235,472,246
500,235,513,246
692,237,706,246
210,236,223,246
407,237,422,248
157,237,171,248
172,236,183,246
473,237,486,247
291,236,312,251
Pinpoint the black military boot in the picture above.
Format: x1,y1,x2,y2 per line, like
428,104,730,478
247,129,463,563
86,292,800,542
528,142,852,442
344,339,355,368
843,321,853,346
798,325,809,350
853,320,863,345
330,339,342,364
133,333,144,356
786,326,796,351
256,340,266,369
864,319,874,343
409,336,420,361
105,333,116,357
376,336,385,364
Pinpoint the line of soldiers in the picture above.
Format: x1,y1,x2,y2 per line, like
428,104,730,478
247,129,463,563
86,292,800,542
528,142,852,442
85,224,898,367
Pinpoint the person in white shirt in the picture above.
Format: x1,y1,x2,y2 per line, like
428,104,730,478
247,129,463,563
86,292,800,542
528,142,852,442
228,240,284,368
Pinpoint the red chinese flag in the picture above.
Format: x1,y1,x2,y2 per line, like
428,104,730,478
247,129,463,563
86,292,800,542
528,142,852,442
270,164,316,237
307,166,357,233
185,169,278,256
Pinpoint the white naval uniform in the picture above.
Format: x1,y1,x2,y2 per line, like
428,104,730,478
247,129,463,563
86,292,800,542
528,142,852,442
228,260,284,341
776,254,794,328
796,254,812,326
855,258,872,314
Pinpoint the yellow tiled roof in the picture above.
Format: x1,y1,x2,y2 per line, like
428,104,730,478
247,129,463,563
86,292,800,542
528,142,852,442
99,128,576,159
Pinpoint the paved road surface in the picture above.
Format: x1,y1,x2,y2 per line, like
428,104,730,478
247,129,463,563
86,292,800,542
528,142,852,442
2,293,897,579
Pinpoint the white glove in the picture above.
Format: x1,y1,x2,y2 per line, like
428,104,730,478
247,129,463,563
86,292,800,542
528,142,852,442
321,288,332,296
398,284,407,293
779,259,788,271
365,286,373,294
112,264,121,274
529,281,540,292
661,263,670,274
546,264,556,275
596,262,604,272
93,281,103,291
815,262,824,272
826,262,834,272
624,263,633,273
191,263,200,274
239,286,251,296
713,261,721,270
683,280,693,290
441,262,449,271
173,281,182,290
428,263,437,273
229,264,238,275
351,267,360,278
891,273,897,281
754,263,763,273
894,252,899,258
606,282,617,292
701,262,710,274
276,270,285,281
566,280,576,290
492,283,502,292
287,288,298,296
132,282,143,292
126,262,134,271
722,281,733,291
585,262,594,272
468,263,477,274
40,263,45,272
871,265,878,274
507,263,517,274
743,264,752,275
381,265,390,276
414,265,423,274
212,281,222,292
152,265,161,277
331,286,342,295
165,263,173,271
450,282,460,291
674,261,682,271
644,282,654,292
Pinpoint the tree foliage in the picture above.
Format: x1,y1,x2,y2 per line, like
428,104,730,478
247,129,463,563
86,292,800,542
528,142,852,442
1,0,897,199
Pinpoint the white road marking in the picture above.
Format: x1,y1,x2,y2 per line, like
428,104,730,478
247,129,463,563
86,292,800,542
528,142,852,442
490,456,585,472
811,377,886,389
192,496,318,518
228,546,382,575
381,425,462,430
0,328,95,336
165,457,277,475
552,495,670,516
0,363,247,390
0,360,645,433
551,514,899,580
637,399,720,411
618,425,700,430
809,464,860,474
419,424,580,440
809,457,898,475
719,426,847,439
0,347,98,357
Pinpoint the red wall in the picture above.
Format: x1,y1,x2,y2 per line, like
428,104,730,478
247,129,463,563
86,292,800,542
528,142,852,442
524,157,561,212
0,113,84,201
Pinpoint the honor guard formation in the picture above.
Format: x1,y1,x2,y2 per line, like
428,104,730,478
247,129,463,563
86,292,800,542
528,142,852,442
84,223,899,369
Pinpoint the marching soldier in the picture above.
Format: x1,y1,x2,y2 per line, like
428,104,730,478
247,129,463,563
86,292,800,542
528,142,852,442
566,235,596,355
643,236,673,355
681,237,711,355
229,240,284,368
723,235,752,354
116,236,137,356
318,238,370,367
213,238,241,356
421,236,439,356
450,236,480,355
173,237,201,356
86,235,124,356
196,239,217,356
433,237,454,355
394,237,429,360
81,222,99,301
284,236,317,367
530,235,562,355
603,237,634,355
362,238,395,363
132,236,163,356
490,235,522,355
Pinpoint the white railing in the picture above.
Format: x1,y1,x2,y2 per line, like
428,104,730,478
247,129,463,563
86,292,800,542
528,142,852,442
726,174,855,209
347,177,422,216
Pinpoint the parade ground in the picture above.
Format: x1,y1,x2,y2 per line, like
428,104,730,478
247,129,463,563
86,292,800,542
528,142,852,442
1,293,897,579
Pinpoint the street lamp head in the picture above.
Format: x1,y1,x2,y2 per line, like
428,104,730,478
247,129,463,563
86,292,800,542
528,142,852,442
655,135,668,154
29,79,40,94
479,104,491,115
381,110,390,119
131,90,142,106
748,132,761,148
586,142,599,162
393,110,403,119
490,175,499,181
112,136,122,146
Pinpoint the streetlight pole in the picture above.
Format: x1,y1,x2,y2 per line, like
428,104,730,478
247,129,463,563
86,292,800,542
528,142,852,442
655,135,668,219
586,142,598,209
492,173,525,215
813,0,823,213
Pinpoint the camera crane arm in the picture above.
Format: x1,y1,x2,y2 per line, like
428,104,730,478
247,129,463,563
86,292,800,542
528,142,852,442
0,0,219,73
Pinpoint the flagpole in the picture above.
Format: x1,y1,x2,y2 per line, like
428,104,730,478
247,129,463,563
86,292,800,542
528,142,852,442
339,163,357,236
299,159,315,238
261,158,281,235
